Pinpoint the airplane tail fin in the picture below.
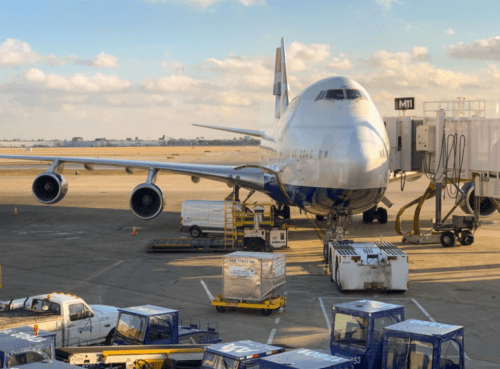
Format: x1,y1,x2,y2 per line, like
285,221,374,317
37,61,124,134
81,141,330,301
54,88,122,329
273,37,291,119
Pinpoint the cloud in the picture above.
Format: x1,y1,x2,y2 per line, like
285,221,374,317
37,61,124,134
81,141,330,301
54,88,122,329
143,0,265,10
447,36,500,61
446,28,454,35
374,0,402,8
361,46,431,69
0,39,120,68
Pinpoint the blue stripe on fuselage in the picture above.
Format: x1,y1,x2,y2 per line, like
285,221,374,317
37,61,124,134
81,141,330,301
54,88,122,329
264,177,385,215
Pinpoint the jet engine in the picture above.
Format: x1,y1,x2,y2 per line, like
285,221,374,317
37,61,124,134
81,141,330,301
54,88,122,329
32,172,68,204
129,183,164,220
459,181,497,217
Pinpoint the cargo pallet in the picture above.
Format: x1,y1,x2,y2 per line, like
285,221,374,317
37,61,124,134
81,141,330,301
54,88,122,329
210,294,286,316
146,238,244,253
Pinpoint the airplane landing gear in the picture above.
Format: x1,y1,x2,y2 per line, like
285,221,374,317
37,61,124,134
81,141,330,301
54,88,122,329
363,207,388,224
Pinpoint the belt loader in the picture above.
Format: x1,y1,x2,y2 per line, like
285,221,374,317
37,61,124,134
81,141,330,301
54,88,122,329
326,241,408,292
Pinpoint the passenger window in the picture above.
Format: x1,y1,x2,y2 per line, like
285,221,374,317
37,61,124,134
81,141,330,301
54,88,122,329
324,151,328,158
325,89,345,100
318,150,322,159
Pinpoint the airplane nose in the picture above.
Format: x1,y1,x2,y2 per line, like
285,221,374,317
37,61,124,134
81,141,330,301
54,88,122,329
343,125,388,188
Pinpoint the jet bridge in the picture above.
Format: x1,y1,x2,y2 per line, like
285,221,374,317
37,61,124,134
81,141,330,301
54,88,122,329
384,99,500,247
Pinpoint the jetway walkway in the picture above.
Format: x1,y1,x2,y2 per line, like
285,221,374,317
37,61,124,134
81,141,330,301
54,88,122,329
385,100,500,246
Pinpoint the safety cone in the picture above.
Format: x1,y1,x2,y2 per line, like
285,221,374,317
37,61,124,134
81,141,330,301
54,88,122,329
13,207,18,215
132,226,137,236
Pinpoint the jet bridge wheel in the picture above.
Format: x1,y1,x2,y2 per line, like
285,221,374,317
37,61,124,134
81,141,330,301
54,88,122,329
440,231,456,247
459,230,474,246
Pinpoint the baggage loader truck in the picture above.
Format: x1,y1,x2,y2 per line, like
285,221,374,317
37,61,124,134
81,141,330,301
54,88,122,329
260,348,353,369
0,293,119,347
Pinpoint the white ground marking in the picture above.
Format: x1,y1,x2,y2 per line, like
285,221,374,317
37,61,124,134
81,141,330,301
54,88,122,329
200,280,214,301
411,298,435,322
66,260,124,292
275,318,280,324
319,297,332,333
267,328,277,344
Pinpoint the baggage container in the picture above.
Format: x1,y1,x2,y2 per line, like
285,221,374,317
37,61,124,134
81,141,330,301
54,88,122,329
222,252,286,303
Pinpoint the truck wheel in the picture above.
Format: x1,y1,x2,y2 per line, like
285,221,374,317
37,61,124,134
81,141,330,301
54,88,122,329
190,226,202,238
323,243,329,262
246,238,260,251
459,231,474,246
216,306,225,313
262,309,273,316
440,231,456,247
105,328,115,345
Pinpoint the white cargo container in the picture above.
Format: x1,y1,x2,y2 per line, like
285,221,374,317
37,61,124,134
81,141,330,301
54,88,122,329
222,252,286,303
328,241,408,292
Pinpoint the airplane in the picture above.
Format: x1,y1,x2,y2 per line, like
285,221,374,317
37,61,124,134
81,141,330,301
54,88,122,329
0,38,390,239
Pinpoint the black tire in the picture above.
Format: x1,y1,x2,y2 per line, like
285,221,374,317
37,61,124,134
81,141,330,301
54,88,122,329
329,254,334,282
105,328,115,345
262,309,273,316
246,238,260,251
316,215,325,221
363,209,374,223
335,258,343,292
459,231,474,246
377,208,388,224
215,306,225,313
323,243,329,262
283,206,291,220
440,231,456,247
190,226,202,238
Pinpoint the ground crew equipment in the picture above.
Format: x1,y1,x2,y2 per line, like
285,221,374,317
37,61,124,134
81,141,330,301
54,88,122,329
202,340,285,369
111,305,220,346
211,295,286,316
260,348,353,369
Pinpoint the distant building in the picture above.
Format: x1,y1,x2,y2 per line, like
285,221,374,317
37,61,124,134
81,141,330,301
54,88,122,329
72,137,83,142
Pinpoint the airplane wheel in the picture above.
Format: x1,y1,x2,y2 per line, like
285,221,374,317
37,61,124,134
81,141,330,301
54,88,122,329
216,306,225,313
190,226,202,238
459,231,474,246
363,209,375,223
440,231,456,247
283,206,291,219
262,309,273,316
246,238,260,251
377,208,388,224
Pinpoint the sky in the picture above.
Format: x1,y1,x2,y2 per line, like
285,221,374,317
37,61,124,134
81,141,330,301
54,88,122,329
1,0,500,140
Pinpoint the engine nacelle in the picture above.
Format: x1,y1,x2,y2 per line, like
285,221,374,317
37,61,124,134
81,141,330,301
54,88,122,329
129,183,164,220
32,172,68,204
459,181,497,217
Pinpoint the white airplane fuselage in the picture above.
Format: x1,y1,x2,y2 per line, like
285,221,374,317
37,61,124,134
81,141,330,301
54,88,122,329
260,76,390,216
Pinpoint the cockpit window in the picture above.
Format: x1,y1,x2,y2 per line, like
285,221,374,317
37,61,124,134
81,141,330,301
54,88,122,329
346,89,363,100
315,89,364,102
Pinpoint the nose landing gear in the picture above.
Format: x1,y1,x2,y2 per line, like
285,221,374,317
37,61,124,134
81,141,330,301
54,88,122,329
362,207,388,224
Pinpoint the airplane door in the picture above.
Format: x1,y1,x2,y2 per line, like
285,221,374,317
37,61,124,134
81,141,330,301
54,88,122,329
66,303,94,346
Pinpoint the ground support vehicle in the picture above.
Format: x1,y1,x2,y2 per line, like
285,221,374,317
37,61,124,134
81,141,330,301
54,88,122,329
326,241,408,292
211,252,286,316
381,319,464,369
201,340,284,369
112,305,220,346
210,295,285,316
260,348,353,369
330,300,405,369
6,361,81,369
0,293,119,347
56,345,206,369
0,326,56,368
146,238,229,253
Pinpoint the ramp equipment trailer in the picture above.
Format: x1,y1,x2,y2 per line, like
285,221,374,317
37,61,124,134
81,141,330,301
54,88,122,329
211,252,286,316
326,241,409,292
111,305,221,346
260,348,353,369
202,340,285,369
147,201,289,253
56,345,206,369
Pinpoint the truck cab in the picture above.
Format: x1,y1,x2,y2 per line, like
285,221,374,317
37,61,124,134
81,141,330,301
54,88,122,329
259,348,353,369
0,326,55,368
202,340,284,369
112,305,221,346
330,300,405,369
382,320,464,369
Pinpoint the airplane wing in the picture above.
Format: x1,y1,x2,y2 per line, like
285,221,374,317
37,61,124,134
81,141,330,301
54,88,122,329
192,124,275,142
0,154,266,219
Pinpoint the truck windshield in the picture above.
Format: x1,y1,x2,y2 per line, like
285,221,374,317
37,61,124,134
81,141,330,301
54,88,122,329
6,349,51,367
202,352,239,369
30,299,61,315
440,338,462,368
385,337,434,369
147,314,173,342
116,313,146,341
333,313,369,349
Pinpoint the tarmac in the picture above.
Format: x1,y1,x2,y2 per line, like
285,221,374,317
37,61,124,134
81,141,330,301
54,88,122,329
0,147,499,368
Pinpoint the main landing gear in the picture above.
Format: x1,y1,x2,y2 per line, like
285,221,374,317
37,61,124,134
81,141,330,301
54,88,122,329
362,207,388,224
276,204,291,219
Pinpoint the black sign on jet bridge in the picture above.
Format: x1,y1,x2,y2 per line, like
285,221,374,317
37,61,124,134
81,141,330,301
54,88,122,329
395,97,415,110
